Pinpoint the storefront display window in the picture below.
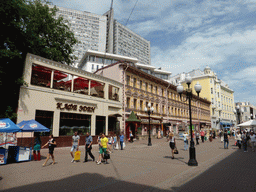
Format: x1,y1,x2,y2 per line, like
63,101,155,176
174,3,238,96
31,64,52,88
35,110,54,136
90,80,104,98
109,85,119,101
59,113,91,136
73,76,89,95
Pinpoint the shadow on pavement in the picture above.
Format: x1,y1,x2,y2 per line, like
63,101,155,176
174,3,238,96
1,172,172,192
170,149,256,192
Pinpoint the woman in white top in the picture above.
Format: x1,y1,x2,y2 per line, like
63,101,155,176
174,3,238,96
235,131,242,149
249,132,256,152
168,133,176,159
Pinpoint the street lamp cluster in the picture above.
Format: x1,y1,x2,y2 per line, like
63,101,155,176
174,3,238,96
144,74,202,166
177,74,202,166
234,105,244,132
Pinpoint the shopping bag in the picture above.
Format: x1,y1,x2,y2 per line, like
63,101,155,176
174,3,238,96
174,148,179,154
104,153,110,159
123,142,126,148
74,151,81,161
115,143,119,150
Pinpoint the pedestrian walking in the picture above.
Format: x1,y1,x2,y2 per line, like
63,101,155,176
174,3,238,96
209,131,213,142
168,133,176,159
120,132,124,150
129,130,133,143
183,132,189,151
235,131,242,149
249,131,256,152
196,131,200,145
70,132,80,163
97,133,109,165
200,130,205,143
33,133,41,161
96,133,103,163
220,130,224,143
242,131,248,152
113,134,117,150
84,132,95,162
107,135,113,153
224,130,229,149
42,135,56,167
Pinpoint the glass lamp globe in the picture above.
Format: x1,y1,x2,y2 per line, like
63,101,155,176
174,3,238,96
176,82,184,94
185,74,192,84
194,82,202,93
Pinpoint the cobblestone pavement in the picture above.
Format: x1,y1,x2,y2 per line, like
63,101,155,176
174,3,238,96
1,137,254,192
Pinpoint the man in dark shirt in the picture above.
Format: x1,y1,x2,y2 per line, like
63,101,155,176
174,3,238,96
84,132,95,162
224,130,229,149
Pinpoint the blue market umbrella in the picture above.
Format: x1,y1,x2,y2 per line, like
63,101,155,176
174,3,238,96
17,119,50,132
0,118,21,133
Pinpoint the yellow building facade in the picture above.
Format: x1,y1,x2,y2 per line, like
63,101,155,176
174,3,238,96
174,66,235,129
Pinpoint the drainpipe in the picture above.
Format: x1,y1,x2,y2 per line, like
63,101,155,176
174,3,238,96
123,64,129,138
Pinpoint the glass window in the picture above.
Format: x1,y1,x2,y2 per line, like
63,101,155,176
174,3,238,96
127,97,130,108
140,80,142,89
31,64,52,88
73,76,89,95
90,80,104,98
151,84,153,93
53,71,71,92
211,88,213,94
35,110,53,136
109,85,119,101
59,113,91,136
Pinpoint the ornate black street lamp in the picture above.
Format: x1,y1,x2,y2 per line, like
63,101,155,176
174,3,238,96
177,74,202,166
144,103,154,146
234,105,244,133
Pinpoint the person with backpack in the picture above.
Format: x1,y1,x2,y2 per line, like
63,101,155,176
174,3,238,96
235,131,242,149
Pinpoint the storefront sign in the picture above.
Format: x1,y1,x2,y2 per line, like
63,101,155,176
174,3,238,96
141,119,160,124
56,103,95,112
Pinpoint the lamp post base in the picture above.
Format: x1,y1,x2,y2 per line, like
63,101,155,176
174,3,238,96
188,146,198,166
148,137,152,146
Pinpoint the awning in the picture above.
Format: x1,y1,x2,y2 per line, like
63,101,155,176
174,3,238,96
109,113,122,117
126,111,141,122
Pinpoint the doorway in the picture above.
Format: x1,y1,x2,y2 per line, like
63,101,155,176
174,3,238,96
96,116,106,135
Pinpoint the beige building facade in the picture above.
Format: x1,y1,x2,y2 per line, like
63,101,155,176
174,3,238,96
17,54,123,139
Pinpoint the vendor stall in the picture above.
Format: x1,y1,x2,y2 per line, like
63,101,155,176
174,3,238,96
0,118,21,165
15,119,50,162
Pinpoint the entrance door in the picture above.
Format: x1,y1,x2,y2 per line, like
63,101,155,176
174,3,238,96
96,116,106,135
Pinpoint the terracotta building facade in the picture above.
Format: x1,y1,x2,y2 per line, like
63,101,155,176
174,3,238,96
95,63,211,139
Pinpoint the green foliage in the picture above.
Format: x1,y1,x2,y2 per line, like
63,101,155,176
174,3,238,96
0,0,78,120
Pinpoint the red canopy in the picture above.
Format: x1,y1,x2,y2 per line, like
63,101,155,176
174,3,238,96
32,65,67,80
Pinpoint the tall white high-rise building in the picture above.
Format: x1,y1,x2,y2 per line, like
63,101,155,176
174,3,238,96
49,5,151,67
48,5,107,67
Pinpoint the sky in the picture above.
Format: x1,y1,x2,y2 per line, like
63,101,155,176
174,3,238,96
50,0,256,106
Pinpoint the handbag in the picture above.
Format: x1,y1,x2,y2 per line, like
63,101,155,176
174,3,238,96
174,147,179,154
115,143,119,150
104,153,110,159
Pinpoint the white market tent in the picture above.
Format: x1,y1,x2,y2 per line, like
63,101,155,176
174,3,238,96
237,120,256,127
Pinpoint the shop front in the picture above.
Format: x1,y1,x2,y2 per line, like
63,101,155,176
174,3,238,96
16,53,123,146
